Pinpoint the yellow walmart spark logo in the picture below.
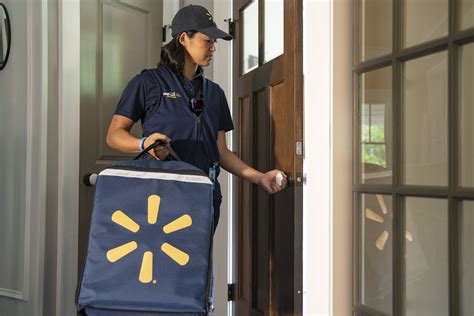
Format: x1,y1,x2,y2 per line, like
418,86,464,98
206,12,213,21
106,195,192,284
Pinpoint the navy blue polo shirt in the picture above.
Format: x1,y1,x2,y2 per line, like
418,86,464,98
177,65,204,100
114,64,234,206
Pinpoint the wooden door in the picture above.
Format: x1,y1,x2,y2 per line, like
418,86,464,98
78,0,163,276
232,0,303,315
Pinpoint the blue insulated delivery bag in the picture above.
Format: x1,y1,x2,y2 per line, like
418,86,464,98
76,158,214,315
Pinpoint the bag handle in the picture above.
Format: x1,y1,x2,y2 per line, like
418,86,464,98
133,140,182,161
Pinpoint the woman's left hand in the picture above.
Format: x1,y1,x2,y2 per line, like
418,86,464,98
259,170,288,194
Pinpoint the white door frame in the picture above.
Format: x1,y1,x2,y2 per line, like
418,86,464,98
210,1,235,315
302,0,353,315
302,0,334,314
56,0,80,315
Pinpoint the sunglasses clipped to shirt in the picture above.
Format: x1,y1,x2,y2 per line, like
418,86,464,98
190,95,204,113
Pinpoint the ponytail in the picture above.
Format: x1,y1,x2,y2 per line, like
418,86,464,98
159,31,197,75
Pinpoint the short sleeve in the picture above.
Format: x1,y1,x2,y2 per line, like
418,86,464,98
218,88,234,132
114,75,146,122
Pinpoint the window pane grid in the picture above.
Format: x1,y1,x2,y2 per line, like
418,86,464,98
354,0,474,315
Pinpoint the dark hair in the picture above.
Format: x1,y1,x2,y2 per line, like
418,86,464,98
159,31,197,75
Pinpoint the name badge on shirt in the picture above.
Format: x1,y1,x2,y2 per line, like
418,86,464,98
163,92,182,99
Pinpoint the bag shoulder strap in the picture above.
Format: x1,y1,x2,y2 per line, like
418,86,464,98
141,69,162,121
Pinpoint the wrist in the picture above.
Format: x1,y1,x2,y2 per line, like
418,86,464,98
251,171,265,185
139,136,147,151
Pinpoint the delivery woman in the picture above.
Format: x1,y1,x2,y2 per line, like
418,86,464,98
106,4,287,231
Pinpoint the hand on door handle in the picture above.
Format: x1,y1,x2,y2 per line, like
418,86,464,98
259,170,292,193
275,172,293,188
284,172,294,187
277,172,293,188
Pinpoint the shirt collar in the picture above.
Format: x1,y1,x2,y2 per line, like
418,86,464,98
179,66,203,82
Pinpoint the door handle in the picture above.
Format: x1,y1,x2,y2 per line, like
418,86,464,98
277,172,293,188
83,173,98,186
284,172,294,188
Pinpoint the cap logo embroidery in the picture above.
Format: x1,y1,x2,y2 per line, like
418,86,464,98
163,92,182,99
206,12,213,21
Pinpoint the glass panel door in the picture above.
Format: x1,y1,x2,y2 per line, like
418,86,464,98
354,0,474,314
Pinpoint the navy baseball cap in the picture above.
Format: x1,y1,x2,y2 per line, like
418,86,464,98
171,5,233,41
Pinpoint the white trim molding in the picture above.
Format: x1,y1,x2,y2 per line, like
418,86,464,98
0,289,26,302
303,0,333,315
56,0,80,315
211,1,234,315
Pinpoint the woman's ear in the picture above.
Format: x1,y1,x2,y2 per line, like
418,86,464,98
178,32,188,47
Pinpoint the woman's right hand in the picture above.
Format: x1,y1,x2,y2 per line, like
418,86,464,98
142,133,171,160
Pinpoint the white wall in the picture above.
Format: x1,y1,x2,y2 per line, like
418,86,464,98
332,0,353,314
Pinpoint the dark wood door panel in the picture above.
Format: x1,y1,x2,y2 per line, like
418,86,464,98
238,96,253,309
254,90,271,314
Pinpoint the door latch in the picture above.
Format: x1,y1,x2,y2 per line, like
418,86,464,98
296,172,307,185
162,24,171,42
296,141,303,156
228,283,236,301
224,18,238,38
